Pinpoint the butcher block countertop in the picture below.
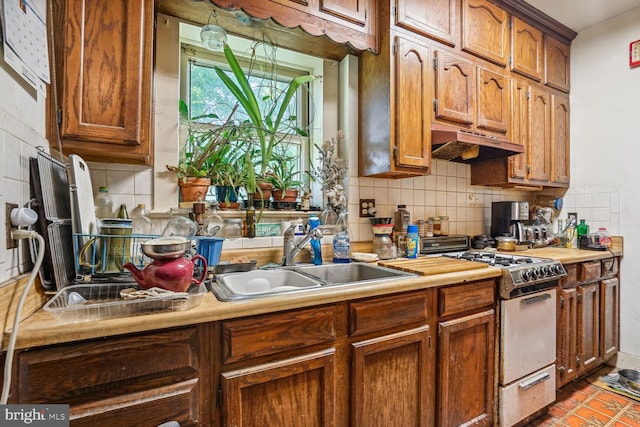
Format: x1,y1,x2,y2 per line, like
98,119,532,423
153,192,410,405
5,242,622,350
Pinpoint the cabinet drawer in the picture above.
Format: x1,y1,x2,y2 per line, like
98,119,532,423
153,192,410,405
602,257,618,277
16,327,200,404
349,291,431,337
438,280,495,317
222,306,337,364
579,261,601,282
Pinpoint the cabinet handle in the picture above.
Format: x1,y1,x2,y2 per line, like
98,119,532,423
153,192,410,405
522,293,552,305
519,372,551,390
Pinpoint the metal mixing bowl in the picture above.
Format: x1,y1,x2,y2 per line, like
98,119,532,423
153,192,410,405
141,237,191,260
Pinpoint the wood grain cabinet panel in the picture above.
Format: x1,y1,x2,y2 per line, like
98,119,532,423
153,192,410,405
15,326,208,426
349,291,430,337
545,35,570,92
320,0,367,25
395,0,458,47
600,277,619,361
528,85,551,182
359,30,432,177
557,286,578,387
508,77,529,180
551,93,570,184
351,327,432,427
221,349,336,427
438,310,495,427
438,279,495,317
461,0,509,66
434,50,476,125
578,283,600,373
511,16,544,81
476,66,509,133
51,0,154,165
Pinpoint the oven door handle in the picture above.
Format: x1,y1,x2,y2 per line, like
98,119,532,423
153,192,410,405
521,293,552,305
518,372,551,390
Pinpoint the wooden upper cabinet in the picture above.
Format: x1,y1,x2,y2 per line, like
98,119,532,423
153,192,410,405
461,0,509,66
545,35,571,92
509,77,528,180
395,37,432,170
551,93,570,185
213,0,377,52
395,0,458,47
477,66,509,133
434,50,475,125
528,86,551,182
511,16,544,81
57,0,154,165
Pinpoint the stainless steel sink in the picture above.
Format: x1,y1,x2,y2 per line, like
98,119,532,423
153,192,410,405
213,269,322,301
292,263,414,286
211,262,415,301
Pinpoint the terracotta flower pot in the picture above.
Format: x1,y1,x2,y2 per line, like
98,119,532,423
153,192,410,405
254,181,273,201
178,177,211,202
272,189,299,202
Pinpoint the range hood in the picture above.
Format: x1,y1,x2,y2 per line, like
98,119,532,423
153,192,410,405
431,123,524,163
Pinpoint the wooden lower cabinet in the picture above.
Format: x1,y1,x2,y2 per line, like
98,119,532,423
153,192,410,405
13,325,211,426
556,259,621,388
351,326,432,427
220,349,336,427
437,310,495,427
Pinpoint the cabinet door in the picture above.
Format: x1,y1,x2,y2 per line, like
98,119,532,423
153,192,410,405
438,310,494,427
527,86,551,182
511,17,543,81
461,0,509,66
600,278,619,361
545,36,570,92
394,37,432,170
509,78,528,180
551,93,570,185
578,283,600,373
221,349,336,427
476,66,509,133
351,326,432,427
434,51,476,125
60,0,153,164
319,0,368,25
557,287,578,387
395,0,458,47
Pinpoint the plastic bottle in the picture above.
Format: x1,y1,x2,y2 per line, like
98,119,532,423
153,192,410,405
333,211,352,263
393,205,411,234
309,215,322,265
596,227,611,248
406,224,419,258
94,186,114,220
131,203,152,235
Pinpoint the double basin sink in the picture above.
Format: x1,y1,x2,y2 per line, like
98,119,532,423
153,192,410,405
211,263,415,301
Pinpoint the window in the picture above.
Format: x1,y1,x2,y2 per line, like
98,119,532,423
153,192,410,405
180,40,315,202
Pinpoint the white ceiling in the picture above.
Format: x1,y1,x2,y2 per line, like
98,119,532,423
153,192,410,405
525,0,640,33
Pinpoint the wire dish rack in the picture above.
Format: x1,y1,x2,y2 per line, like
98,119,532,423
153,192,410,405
73,233,160,279
44,282,207,323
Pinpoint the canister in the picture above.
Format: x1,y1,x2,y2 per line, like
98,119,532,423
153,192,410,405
406,224,419,258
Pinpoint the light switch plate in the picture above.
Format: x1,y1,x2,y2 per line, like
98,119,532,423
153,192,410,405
359,199,376,217
630,39,640,68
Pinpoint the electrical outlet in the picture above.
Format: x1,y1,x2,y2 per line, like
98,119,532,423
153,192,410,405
6,203,19,249
359,199,376,217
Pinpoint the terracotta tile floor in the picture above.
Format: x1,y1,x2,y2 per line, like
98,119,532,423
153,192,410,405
529,374,640,426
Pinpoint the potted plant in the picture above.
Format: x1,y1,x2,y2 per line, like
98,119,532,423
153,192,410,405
267,150,304,204
166,100,239,203
213,44,316,205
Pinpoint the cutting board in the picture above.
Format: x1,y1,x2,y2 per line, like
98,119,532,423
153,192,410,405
379,257,489,275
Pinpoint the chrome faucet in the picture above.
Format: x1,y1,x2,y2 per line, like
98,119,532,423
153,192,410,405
282,224,324,266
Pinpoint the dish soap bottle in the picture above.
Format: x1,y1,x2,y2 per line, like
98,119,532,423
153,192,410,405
309,215,322,265
333,211,351,263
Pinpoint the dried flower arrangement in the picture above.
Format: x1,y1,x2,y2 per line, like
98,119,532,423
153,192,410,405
309,130,347,210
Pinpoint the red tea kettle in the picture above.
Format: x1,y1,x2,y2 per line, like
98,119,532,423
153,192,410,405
123,255,207,293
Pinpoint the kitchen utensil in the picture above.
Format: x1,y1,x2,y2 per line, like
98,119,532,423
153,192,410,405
369,217,392,225
68,154,99,235
378,257,489,275
123,254,207,293
78,219,134,274
195,236,224,267
618,369,640,393
141,236,191,260
472,234,489,249
162,215,198,238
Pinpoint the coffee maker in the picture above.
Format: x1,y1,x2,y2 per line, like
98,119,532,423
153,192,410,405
491,201,529,243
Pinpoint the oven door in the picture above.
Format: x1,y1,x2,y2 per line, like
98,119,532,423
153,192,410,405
500,288,557,385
